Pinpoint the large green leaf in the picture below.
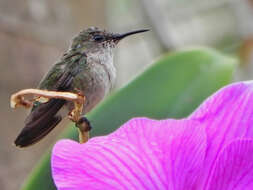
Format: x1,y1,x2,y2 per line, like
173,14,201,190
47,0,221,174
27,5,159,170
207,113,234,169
21,48,236,190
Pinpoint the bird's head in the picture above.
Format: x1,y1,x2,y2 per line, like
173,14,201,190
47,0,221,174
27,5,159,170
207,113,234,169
71,27,149,54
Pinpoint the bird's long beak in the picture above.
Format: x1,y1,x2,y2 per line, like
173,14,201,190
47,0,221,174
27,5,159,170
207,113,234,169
112,29,149,42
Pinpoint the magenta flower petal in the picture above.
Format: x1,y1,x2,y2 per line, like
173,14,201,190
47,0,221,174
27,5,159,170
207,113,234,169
51,81,253,189
189,82,253,186
208,140,253,190
52,118,206,190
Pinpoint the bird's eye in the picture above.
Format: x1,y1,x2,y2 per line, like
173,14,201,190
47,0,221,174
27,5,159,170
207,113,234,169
93,35,104,42
75,44,81,49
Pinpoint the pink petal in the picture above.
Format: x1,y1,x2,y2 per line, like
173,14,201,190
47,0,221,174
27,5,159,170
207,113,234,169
52,118,206,190
207,140,253,190
189,81,253,187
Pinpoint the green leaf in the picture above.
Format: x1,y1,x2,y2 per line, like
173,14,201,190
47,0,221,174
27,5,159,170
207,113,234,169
21,48,237,190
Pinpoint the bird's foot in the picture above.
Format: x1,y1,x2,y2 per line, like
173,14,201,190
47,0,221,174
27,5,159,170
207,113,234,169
67,89,85,122
75,116,92,143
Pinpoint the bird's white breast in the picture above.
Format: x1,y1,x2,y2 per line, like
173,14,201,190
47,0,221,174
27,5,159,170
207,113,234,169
87,46,116,92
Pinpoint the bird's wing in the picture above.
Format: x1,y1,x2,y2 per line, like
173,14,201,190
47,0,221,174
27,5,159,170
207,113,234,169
15,52,87,147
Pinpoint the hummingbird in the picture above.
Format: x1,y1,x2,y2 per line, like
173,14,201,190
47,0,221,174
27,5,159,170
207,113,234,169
14,27,149,147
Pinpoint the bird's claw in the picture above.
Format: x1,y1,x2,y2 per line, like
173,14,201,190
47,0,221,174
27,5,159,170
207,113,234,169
67,93,84,123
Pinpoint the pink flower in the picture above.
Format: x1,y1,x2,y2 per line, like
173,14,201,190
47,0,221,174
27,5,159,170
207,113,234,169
51,81,253,190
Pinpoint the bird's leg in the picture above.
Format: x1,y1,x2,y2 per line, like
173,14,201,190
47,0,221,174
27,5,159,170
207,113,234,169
67,91,85,123
67,89,92,143
10,88,90,143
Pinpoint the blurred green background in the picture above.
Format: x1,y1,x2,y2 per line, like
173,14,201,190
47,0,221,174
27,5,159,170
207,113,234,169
1,0,253,189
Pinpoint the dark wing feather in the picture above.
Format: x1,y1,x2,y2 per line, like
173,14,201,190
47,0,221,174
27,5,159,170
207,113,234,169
14,100,64,147
15,52,86,147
